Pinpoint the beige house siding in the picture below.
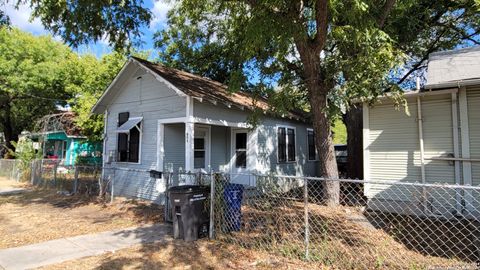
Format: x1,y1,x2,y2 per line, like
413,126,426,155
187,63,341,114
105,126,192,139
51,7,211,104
467,86,480,186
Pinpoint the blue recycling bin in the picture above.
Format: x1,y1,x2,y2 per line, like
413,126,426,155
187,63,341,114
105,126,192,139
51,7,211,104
223,183,244,232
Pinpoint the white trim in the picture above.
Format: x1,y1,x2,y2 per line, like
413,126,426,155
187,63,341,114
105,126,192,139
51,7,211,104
156,123,165,171
459,87,472,185
158,117,187,124
375,88,459,102
230,128,249,171
276,125,297,163
91,59,133,113
190,116,249,128
91,58,188,114
102,109,108,180
362,103,370,195
115,116,143,165
185,97,195,172
132,59,188,98
306,128,318,161
459,86,473,212
193,125,211,170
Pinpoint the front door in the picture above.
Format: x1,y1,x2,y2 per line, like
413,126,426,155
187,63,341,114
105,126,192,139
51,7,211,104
230,129,253,185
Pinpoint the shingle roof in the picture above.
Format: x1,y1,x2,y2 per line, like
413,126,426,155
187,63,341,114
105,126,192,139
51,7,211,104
426,46,480,89
131,57,306,121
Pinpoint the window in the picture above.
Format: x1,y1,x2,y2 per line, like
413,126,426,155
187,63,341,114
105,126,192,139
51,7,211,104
235,132,247,168
277,127,296,162
307,129,317,161
194,138,206,169
117,112,142,163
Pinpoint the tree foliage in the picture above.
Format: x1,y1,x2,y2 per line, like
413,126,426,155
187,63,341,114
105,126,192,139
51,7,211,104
0,27,72,154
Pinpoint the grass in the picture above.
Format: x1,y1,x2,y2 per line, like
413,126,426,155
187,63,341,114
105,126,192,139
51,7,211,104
0,187,163,249
40,240,314,270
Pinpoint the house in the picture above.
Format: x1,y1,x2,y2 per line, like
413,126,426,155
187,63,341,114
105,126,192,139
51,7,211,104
363,46,480,217
91,57,319,202
30,112,102,166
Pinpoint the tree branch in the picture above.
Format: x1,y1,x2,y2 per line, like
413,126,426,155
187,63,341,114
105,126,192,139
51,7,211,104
377,0,396,28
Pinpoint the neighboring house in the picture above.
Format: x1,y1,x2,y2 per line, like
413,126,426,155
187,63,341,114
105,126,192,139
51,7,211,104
30,112,102,166
91,57,319,202
363,46,480,217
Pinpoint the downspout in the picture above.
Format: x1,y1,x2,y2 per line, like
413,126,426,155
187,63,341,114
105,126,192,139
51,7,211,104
451,92,462,214
416,79,428,212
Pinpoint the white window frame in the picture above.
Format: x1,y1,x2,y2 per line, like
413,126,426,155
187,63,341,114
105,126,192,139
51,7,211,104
306,128,318,161
276,125,297,163
116,120,143,165
193,125,211,170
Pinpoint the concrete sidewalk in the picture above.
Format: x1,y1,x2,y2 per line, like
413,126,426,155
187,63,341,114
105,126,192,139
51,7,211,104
0,188,26,196
0,223,172,270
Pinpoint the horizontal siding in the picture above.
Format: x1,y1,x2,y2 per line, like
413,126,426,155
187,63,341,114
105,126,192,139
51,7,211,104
210,126,229,171
104,69,186,201
467,86,480,186
257,117,318,177
164,123,185,172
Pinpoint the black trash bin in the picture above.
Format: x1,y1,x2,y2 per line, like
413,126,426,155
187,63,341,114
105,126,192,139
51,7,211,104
168,185,210,241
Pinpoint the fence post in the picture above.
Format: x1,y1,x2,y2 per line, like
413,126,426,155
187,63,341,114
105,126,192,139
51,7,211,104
73,166,79,194
30,161,36,185
53,162,58,188
209,172,216,239
304,178,310,261
110,168,115,203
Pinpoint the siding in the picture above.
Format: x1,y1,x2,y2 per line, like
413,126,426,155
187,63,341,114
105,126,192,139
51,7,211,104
256,117,318,176
366,94,460,213
194,100,249,123
210,125,229,171
164,123,185,172
467,86,480,186
367,99,420,201
104,68,186,202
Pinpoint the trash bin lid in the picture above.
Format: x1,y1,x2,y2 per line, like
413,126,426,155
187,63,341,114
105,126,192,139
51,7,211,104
168,185,209,194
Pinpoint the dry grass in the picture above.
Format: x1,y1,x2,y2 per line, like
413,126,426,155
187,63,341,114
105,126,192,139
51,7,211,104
0,176,25,190
0,187,163,249
41,239,313,270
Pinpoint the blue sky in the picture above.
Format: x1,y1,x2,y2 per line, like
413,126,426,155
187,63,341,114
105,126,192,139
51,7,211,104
2,0,172,58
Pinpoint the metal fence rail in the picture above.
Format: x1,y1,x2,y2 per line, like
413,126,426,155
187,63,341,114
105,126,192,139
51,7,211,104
207,173,480,269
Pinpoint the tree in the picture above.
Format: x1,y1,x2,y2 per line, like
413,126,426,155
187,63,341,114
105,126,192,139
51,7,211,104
65,53,126,141
22,0,479,205
0,27,72,155
154,0,402,205
343,0,480,179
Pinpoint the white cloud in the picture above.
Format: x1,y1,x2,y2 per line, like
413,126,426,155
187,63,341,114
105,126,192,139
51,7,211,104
149,1,173,29
4,3,47,35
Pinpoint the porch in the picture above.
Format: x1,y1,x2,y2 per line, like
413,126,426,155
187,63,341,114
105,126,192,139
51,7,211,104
158,117,257,186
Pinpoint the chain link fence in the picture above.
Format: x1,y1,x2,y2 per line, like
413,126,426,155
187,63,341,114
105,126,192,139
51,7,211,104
206,173,480,269
0,159,22,182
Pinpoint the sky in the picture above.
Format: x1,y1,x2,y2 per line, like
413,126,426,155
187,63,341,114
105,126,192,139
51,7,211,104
2,0,173,58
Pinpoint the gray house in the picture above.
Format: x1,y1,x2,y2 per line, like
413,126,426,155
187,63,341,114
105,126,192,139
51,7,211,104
363,46,480,217
92,57,319,202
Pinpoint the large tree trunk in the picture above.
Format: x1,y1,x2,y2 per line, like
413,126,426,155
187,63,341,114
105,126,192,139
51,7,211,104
343,106,363,179
309,89,340,206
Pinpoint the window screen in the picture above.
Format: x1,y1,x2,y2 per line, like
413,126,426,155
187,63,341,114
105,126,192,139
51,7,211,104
277,127,286,162
287,128,296,162
235,133,247,168
117,112,129,162
194,138,206,169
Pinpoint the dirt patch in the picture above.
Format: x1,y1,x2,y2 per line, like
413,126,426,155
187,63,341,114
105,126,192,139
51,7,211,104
0,187,163,249
0,176,26,190
41,239,313,270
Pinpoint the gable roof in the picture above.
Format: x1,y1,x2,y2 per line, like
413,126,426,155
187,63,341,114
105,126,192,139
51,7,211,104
426,46,480,89
92,57,306,121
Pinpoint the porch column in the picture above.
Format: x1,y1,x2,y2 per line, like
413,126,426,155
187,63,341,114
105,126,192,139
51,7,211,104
185,121,195,172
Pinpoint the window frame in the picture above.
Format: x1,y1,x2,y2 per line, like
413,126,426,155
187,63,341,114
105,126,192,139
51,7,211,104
116,113,143,164
307,128,318,161
277,125,297,163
